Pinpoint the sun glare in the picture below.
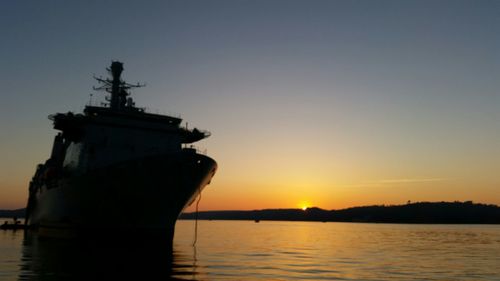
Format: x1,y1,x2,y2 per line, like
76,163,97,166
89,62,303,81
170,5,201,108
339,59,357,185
299,201,310,211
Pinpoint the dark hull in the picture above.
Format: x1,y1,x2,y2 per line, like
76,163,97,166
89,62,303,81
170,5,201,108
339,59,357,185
27,151,217,241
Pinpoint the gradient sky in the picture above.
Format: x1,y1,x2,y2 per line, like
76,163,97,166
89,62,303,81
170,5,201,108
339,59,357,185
1,0,499,211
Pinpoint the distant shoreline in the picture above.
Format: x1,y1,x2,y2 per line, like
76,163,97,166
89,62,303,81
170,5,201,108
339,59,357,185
180,201,500,224
2,201,500,224
0,208,25,219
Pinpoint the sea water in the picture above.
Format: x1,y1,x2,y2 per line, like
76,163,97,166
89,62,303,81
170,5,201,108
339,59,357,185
1,219,499,280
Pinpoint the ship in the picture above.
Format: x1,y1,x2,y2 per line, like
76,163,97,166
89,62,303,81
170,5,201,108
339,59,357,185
25,61,217,241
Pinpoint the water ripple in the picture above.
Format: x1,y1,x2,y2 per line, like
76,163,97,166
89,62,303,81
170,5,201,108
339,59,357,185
2,221,500,280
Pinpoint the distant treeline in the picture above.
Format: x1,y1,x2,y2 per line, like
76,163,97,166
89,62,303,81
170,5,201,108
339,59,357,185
0,208,25,219
180,201,500,224
2,201,499,224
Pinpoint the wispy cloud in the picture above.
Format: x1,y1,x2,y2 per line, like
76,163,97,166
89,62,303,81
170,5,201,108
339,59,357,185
378,178,448,184
346,178,448,188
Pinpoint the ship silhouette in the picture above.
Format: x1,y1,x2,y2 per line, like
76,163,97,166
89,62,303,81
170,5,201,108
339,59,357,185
25,62,217,242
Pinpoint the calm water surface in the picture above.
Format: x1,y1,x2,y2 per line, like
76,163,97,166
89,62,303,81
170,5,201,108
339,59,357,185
1,220,500,280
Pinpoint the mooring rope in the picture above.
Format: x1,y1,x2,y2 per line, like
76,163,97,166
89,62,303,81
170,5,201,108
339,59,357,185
192,188,202,247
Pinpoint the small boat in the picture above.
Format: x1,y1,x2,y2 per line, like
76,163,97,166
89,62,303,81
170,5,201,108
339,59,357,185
1,219,25,230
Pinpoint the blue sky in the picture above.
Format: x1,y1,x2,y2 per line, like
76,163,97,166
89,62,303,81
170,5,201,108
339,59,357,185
1,0,499,210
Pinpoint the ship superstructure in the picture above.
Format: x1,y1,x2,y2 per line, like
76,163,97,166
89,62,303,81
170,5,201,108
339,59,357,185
26,62,217,240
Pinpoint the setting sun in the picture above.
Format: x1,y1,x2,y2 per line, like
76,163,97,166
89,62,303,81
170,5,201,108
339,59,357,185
299,201,310,211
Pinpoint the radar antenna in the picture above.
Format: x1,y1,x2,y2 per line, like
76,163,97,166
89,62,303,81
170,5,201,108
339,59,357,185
93,61,145,110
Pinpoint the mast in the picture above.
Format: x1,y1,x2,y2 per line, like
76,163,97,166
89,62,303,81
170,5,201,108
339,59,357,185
110,61,124,109
93,61,144,110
